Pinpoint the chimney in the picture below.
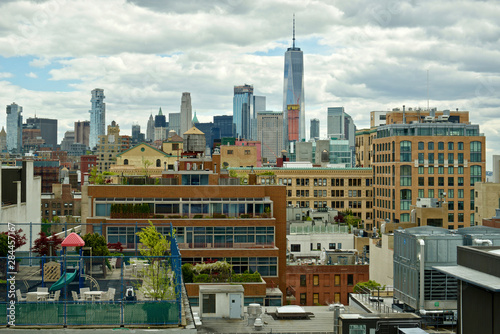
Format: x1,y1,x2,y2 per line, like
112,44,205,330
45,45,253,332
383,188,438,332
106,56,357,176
402,105,406,124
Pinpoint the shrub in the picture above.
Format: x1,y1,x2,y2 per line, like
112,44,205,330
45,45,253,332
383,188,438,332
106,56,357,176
213,213,226,218
232,272,261,283
193,215,203,219
193,274,211,283
182,263,194,283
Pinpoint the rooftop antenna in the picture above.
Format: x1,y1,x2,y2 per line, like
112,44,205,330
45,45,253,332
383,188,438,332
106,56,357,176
292,14,296,49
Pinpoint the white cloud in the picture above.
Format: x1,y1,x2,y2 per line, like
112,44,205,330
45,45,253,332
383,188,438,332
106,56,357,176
26,72,37,78
0,0,498,169
0,72,13,78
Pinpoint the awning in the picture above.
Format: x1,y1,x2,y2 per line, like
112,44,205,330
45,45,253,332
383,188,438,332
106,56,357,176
61,232,85,247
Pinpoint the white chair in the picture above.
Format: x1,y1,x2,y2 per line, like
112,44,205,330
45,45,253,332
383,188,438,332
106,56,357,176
37,287,48,293
124,263,134,276
72,291,84,303
107,288,116,302
79,287,90,300
48,290,60,302
109,258,117,270
16,289,26,302
26,294,38,302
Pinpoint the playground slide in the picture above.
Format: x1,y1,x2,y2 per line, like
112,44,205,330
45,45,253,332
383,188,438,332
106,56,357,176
49,270,79,292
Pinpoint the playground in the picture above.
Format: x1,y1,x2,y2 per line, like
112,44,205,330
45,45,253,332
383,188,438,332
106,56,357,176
0,232,183,327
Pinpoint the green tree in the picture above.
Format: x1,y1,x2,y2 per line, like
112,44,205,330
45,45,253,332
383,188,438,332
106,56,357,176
353,280,385,293
136,221,175,300
89,167,105,184
142,158,153,177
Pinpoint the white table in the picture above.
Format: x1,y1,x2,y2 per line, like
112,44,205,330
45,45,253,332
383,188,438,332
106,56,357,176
27,291,49,301
84,291,103,302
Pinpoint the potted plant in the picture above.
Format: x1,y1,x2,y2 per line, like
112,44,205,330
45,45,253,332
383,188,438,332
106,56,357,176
107,241,124,267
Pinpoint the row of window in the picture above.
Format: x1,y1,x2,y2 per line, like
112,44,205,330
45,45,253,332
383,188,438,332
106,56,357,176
279,178,370,187
299,274,353,287
290,242,342,252
290,190,369,198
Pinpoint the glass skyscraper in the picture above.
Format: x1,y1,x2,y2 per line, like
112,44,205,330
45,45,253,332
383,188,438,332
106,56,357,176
89,88,105,149
283,18,305,144
6,102,22,153
233,84,253,139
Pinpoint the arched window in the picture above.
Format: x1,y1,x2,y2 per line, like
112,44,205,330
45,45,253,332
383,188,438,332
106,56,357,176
124,159,128,165
400,141,411,162
156,159,161,167
470,141,482,162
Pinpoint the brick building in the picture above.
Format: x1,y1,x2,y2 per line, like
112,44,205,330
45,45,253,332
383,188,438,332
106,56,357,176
41,183,81,222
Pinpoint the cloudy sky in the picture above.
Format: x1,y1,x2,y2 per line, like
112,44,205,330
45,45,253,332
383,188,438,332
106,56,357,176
0,0,499,169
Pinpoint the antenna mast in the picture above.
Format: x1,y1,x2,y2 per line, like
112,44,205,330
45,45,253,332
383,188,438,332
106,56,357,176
427,69,429,111
292,14,295,49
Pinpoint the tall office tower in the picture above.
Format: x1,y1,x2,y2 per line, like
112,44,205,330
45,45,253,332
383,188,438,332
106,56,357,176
257,111,284,163
251,95,266,140
131,124,145,144
25,117,57,148
146,114,154,142
213,115,235,138
287,104,300,142
169,112,181,135
6,102,23,153
0,127,6,152
371,109,485,229
60,131,75,152
89,88,106,149
327,107,356,166
233,84,253,139
154,108,167,142
74,120,90,147
310,118,320,139
180,92,192,135
283,16,305,144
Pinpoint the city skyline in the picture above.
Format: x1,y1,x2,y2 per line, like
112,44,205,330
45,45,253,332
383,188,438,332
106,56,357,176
0,0,499,168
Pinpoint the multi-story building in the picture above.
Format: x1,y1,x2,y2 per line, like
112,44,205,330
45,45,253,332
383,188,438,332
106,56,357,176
154,108,167,142
287,105,300,143
41,183,81,222
80,154,97,175
257,111,283,164
233,84,253,140
16,159,59,193
89,88,106,149
25,117,58,149
286,250,369,306
74,120,90,148
310,118,319,140
22,127,45,152
371,109,485,229
283,18,305,143
146,113,154,142
82,183,287,305
169,112,180,136
327,107,356,166
0,127,6,152
131,123,145,145
354,128,375,168
95,121,130,172
6,102,23,153
60,131,75,152
180,92,192,136
252,95,266,140
213,115,235,140
230,166,374,230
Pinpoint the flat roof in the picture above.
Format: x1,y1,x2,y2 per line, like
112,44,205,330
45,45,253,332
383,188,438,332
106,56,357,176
434,265,500,292
199,285,244,293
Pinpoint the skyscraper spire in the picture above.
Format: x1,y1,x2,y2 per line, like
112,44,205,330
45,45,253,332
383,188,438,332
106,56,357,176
292,13,295,49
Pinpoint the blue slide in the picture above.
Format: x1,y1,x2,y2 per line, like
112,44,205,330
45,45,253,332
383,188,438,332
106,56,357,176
49,270,79,292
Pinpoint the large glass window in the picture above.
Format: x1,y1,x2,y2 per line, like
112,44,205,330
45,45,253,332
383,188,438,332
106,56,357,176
400,189,412,211
470,141,482,162
438,142,444,150
400,165,412,186
428,142,434,150
471,165,482,185
400,141,412,162
428,153,434,164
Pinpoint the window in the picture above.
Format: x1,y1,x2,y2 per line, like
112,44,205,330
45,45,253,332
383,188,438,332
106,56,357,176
123,159,128,165
291,244,301,252
448,189,454,198
349,324,366,333
438,142,444,150
156,159,161,167
418,153,424,164
418,166,424,174
334,274,340,286
227,150,233,155
428,189,434,198
438,166,444,174
458,201,464,210
329,243,336,250
471,165,482,185
428,142,434,150
244,150,251,155
300,275,306,287
438,153,444,164
202,294,216,313
448,142,454,150
448,177,454,186
470,141,482,162
418,177,425,186
400,165,412,186
458,177,464,186
300,293,306,305
428,153,434,164
334,292,341,303
313,293,319,305
448,153,454,164
458,142,464,150
418,142,424,150
313,275,319,286
347,274,354,286
458,153,464,164
428,177,434,186
400,141,412,162
448,201,454,210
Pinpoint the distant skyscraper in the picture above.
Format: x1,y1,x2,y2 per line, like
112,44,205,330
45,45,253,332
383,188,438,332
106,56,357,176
233,84,253,139
0,127,6,152
180,92,192,135
154,108,167,142
287,105,300,143
146,113,154,142
213,115,235,138
257,111,284,163
283,16,305,144
327,107,356,166
74,120,90,147
89,88,105,149
251,95,266,140
131,124,144,144
26,117,57,148
169,112,180,135
310,118,320,139
6,102,23,153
